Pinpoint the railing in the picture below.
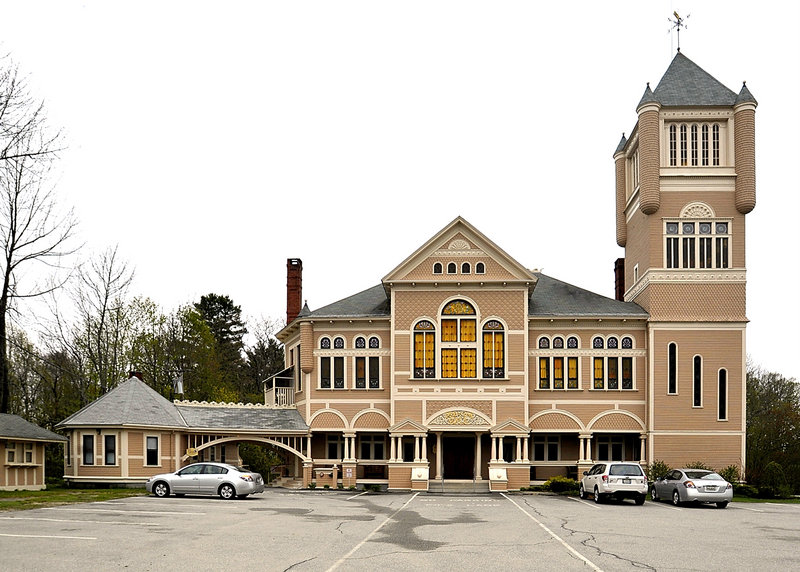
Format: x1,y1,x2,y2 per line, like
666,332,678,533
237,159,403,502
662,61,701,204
265,386,294,407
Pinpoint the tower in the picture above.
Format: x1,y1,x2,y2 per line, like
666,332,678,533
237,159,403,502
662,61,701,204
614,51,756,470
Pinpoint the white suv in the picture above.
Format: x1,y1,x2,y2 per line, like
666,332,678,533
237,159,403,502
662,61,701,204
580,462,648,505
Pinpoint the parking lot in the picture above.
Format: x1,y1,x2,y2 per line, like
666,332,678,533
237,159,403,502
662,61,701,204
1,490,799,571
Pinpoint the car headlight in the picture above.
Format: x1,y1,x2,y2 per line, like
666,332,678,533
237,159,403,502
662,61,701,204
239,474,254,482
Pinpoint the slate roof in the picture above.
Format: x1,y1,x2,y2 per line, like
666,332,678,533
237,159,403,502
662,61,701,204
175,405,308,432
303,284,390,319
528,273,648,318
651,51,737,107
0,413,67,442
56,377,188,429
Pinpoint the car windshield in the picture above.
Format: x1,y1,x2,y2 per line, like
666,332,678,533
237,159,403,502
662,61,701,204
609,465,643,476
686,471,723,480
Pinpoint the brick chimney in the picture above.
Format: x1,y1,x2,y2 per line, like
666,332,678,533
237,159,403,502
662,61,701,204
614,258,625,301
128,371,143,381
286,258,303,324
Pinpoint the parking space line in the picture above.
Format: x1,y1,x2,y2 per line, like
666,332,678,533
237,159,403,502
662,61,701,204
568,497,601,509
731,505,764,513
347,491,370,500
41,507,205,516
0,533,96,540
327,492,419,572
648,502,681,512
0,516,163,527
502,493,603,571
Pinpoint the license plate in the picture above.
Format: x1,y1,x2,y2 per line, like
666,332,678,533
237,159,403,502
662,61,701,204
704,485,717,491
623,478,631,484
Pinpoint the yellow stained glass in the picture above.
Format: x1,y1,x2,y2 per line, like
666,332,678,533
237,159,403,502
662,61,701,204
483,333,493,367
594,357,604,389
441,319,457,342
494,333,504,367
539,357,550,389
442,349,457,378
461,349,476,378
568,357,578,388
414,332,434,369
460,319,476,342
554,357,564,389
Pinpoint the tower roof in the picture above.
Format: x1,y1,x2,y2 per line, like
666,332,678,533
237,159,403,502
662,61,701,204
652,51,737,107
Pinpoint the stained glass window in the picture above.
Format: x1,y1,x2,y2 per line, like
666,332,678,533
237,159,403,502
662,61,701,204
621,337,633,349
553,337,564,349
369,337,379,349
593,337,604,349
608,357,619,389
482,321,504,378
607,337,618,349
539,357,550,389
553,357,564,389
413,321,435,379
622,357,633,390
334,337,344,349
355,337,366,349
567,357,579,389
320,338,330,349
593,357,604,389
567,336,578,349
539,337,550,349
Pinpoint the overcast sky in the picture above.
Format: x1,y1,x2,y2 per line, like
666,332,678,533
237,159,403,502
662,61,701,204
1,1,797,380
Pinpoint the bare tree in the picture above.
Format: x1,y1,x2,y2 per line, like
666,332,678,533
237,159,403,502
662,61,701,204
0,56,76,412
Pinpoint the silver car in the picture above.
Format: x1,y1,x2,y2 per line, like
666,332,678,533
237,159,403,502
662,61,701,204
146,462,265,500
580,461,648,505
651,468,733,508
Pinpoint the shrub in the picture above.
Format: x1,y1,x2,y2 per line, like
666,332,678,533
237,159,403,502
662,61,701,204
684,460,713,471
717,465,741,484
543,476,579,494
733,483,758,497
323,484,330,490
759,461,792,499
307,482,316,490
646,460,672,481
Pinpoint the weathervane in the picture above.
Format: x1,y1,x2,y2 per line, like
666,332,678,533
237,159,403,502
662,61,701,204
668,11,690,51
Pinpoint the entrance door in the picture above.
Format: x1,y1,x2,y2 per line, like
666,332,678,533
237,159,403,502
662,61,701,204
442,436,475,479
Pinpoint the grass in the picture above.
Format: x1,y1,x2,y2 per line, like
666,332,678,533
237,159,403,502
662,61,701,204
732,496,800,504
0,486,146,512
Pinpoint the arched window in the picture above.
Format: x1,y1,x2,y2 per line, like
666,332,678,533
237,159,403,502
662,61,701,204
669,124,677,166
553,337,564,349
621,336,633,349
482,320,504,378
691,124,698,165
475,262,485,274
693,355,702,407
333,337,344,349
680,124,688,166
320,337,331,349
413,321,435,379
433,262,443,274
607,337,619,349
567,336,579,349
593,337,604,349
718,369,728,420
355,336,366,349
369,336,379,349
712,124,720,165
668,343,677,394
447,262,457,274
539,337,550,349
461,262,471,274
441,300,477,378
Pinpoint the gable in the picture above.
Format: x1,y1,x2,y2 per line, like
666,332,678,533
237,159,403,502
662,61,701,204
383,217,536,285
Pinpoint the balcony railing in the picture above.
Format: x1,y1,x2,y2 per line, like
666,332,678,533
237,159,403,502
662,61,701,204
264,374,295,407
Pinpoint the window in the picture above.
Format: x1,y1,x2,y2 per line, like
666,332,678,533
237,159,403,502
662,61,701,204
669,122,722,167
441,300,477,379
593,357,605,389
539,357,550,389
475,262,485,274
359,434,386,460
665,219,730,269
668,343,677,394
355,336,366,349
607,357,619,389
66,436,71,466
621,357,633,390
355,356,380,389
718,369,728,421
320,337,331,349
83,434,94,465
597,437,624,461
210,445,216,462
447,262,457,274
433,262,443,274
693,356,703,407
104,435,116,465
146,436,159,466
333,337,344,349
326,435,343,460
320,357,331,388
461,262,471,274
537,336,580,390
413,321,435,378
533,436,560,461
24,443,32,463
333,357,345,389
6,441,16,463
482,320,505,378
588,336,635,390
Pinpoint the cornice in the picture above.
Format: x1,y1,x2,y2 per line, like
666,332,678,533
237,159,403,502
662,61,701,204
626,268,746,302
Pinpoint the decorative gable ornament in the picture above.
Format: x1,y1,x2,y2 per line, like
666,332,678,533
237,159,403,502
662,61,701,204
448,239,471,250
429,410,490,426
680,202,715,218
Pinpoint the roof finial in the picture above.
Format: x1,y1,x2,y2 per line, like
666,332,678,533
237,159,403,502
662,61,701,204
668,11,690,52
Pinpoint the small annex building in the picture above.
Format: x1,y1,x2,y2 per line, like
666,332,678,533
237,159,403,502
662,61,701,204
1,413,67,491
56,374,308,487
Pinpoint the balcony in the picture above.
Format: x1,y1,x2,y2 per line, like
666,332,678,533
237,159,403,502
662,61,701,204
263,367,295,408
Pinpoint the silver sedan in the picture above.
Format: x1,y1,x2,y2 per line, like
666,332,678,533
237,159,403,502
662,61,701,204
146,462,265,499
651,468,733,508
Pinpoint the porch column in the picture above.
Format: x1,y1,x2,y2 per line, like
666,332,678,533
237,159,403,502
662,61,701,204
639,434,647,463
435,433,443,479
491,436,497,462
343,435,349,461
390,435,397,462
498,436,504,462
523,437,530,462
421,436,428,462
414,436,420,462
306,436,312,459
585,435,593,462
515,437,522,462
474,434,482,480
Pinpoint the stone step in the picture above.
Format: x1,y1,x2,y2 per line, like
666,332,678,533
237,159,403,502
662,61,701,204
429,480,491,494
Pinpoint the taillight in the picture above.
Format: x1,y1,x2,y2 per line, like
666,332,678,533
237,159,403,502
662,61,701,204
239,474,254,482
602,475,608,482
684,480,696,489
726,483,733,489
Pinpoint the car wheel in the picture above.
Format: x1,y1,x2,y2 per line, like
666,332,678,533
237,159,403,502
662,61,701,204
593,487,603,504
716,501,729,509
579,483,588,500
672,490,681,506
153,481,170,498
219,483,236,500
635,494,646,506
650,486,659,502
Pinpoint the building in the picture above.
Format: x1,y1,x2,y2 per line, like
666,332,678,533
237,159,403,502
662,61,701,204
1,413,67,491
58,50,756,491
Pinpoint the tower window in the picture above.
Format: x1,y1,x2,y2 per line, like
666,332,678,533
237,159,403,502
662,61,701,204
668,343,677,394
693,355,703,407
718,369,728,420
665,219,730,269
